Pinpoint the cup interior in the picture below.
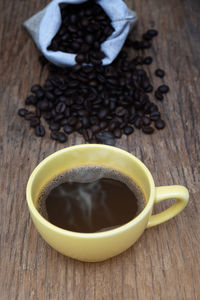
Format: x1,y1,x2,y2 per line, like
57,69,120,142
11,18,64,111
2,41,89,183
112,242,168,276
27,145,155,226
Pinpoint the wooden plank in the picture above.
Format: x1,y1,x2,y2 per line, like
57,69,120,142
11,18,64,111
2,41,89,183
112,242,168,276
0,0,200,299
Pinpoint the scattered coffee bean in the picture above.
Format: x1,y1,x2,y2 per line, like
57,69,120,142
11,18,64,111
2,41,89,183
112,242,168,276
155,90,164,101
155,69,165,78
36,89,45,99
146,29,158,37
142,33,152,41
150,111,161,121
155,119,166,129
30,118,40,128
142,126,154,134
96,131,115,146
35,125,45,137
31,84,41,93
25,95,37,105
18,108,28,117
19,18,168,144
64,125,73,134
142,116,151,126
49,122,60,131
113,128,122,138
124,126,134,135
143,56,153,65
145,85,153,93
50,131,59,140
158,85,170,94
57,132,68,143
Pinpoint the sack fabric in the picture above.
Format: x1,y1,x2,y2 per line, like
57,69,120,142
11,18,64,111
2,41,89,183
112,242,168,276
24,0,137,67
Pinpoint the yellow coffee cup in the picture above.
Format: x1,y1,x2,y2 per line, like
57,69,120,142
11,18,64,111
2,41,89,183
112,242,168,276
26,144,189,262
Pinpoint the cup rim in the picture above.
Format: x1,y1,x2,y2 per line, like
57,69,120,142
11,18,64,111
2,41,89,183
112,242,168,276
26,144,155,238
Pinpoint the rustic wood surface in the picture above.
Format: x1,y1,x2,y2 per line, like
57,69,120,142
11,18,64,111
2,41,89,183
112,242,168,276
1,0,200,299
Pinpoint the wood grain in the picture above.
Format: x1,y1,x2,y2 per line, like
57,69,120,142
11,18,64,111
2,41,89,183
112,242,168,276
1,0,200,299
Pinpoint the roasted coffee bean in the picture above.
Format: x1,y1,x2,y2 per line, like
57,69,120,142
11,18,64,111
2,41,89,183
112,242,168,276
71,42,80,51
44,81,54,91
80,43,90,53
91,125,100,133
98,108,109,119
64,125,73,134
35,89,45,99
68,116,77,126
75,54,85,63
54,114,64,122
85,34,94,44
155,90,164,101
150,111,161,121
75,121,82,130
143,56,153,65
147,29,158,37
58,95,67,103
137,111,144,118
115,106,126,117
25,112,36,121
60,118,68,126
145,85,153,93
61,33,69,41
100,121,108,129
155,69,165,78
49,122,60,131
18,108,28,117
73,64,82,72
81,17,89,27
142,126,154,134
35,125,45,137
81,116,89,128
141,40,151,49
96,131,115,146
56,102,66,113
54,88,63,96
78,110,88,117
50,131,59,140
142,116,151,126
124,126,134,135
25,95,37,105
158,85,170,94
37,100,49,111
113,128,122,138
31,84,41,93
30,118,40,128
155,119,166,129
109,121,117,131
90,116,99,125
142,33,152,41
150,104,158,113
35,108,41,118
46,92,55,101
43,111,52,120
134,117,142,129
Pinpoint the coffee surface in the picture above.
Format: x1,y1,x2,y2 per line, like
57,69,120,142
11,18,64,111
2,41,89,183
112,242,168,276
37,166,145,233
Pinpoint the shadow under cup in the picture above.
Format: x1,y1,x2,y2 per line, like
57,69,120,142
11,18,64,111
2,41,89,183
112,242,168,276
26,144,155,262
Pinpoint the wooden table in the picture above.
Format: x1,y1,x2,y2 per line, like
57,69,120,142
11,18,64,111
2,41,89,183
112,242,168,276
1,0,200,299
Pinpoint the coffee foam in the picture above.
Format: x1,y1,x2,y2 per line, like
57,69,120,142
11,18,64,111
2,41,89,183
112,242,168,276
37,165,146,230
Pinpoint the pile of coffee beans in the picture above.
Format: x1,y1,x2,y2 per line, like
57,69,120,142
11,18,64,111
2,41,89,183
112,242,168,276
18,1,169,145
48,1,113,65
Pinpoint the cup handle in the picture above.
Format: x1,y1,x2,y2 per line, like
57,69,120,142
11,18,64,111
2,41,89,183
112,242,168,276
147,185,189,228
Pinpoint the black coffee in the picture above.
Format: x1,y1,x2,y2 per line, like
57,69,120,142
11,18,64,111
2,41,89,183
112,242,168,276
37,166,145,233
